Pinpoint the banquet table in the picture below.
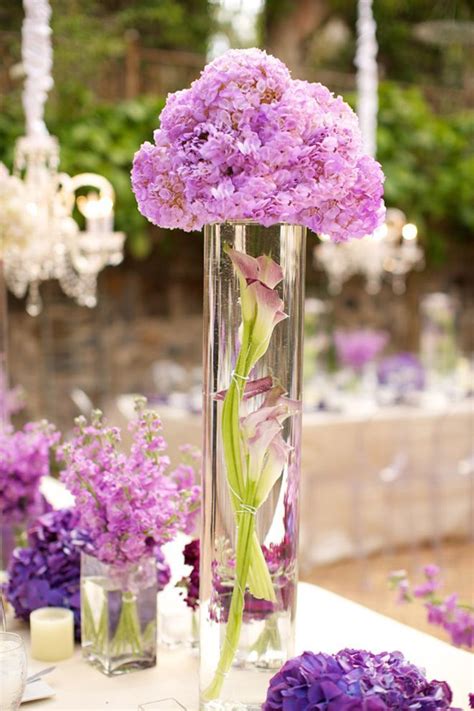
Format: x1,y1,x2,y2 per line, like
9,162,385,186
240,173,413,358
109,397,474,568
14,583,473,710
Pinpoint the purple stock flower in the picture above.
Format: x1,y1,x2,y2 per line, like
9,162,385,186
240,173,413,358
263,649,459,710
59,405,200,567
131,48,385,240
377,352,425,393
0,421,59,525
390,565,474,649
334,329,389,371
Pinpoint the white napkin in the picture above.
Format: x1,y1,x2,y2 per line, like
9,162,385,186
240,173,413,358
21,680,55,704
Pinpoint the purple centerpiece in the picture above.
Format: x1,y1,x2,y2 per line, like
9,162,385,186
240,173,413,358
334,329,389,372
263,649,460,710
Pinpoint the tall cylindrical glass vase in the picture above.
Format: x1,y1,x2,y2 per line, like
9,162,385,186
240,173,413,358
200,222,306,709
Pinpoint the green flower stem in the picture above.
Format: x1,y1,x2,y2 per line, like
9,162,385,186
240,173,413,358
111,592,143,656
203,508,256,701
250,614,281,658
203,325,275,701
82,589,98,644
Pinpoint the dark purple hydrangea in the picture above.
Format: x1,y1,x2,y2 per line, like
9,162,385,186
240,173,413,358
263,649,460,710
0,421,59,525
179,538,200,610
132,48,385,240
6,508,89,640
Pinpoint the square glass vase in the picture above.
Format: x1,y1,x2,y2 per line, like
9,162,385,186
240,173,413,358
80,552,157,676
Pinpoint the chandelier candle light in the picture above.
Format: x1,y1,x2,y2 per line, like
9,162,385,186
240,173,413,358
0,0,124,316
132,48,385,708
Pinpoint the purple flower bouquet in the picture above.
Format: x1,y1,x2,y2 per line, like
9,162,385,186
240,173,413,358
60,402,200,675
0,420,59,569
131,48,385,706
263,649,460,710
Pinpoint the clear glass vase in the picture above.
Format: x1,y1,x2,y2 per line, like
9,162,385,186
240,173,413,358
80,552,157,676
200,222,306,709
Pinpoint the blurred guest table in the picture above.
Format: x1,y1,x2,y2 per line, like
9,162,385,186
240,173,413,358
109,396,473,568
12,583,473,710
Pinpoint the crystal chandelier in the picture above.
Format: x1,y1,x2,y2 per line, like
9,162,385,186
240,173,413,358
314,0,424,295
0,0,124,316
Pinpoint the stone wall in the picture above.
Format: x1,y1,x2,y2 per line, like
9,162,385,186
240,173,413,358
7,238,473,430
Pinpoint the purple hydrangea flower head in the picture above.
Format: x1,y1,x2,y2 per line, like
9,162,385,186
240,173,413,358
335,329,389,371
377,352,425,393
131,48,385,240
0,421,59,525
5,508,88,639
263,649,460,710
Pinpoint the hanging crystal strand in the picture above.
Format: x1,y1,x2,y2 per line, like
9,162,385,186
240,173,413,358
355,0,378,158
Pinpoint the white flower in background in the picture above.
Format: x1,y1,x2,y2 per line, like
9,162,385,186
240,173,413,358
0,163,35,256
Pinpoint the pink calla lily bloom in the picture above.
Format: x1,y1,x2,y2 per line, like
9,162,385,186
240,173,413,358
226,246,287,366
240,388,300,507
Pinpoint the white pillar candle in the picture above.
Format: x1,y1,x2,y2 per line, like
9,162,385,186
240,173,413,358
30,608,74,662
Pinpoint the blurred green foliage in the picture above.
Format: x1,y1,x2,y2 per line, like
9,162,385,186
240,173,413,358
1,0,211,118
0,84,472,262
263,0,473,86
377,83,474,262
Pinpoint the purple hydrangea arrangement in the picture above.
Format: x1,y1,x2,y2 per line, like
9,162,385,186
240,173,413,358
59,403,200,566
0,421,59,526
263,649,460,710
377,352,425,394
6,508,88,640
390,566,474,649
334,329,389,372
131,48,385,240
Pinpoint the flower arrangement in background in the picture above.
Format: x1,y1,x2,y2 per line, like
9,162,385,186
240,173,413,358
59,401,200,565
389,566,474,649
132,48,385,240
5,508,88,640
0,421,59,526
263,649,460,710
0,163,36,254
5,508,171,642
377,352,425,395
334,328,389,372
0,370,25,419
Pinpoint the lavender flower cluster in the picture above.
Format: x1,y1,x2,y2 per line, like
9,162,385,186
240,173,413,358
391,565,474,649
0,421,59,525
263,649,460,710
59,406,200,567
132,48,385,241
6,508,88,639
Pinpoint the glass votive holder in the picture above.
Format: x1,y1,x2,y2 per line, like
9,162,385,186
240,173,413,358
30,608,74,662
0,632,27,711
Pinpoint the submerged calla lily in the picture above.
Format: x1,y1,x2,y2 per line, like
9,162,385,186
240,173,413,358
225,246,287,367
241,388,300,501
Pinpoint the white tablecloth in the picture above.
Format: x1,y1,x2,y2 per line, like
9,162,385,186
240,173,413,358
14,583,473,710
109,397,474,567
